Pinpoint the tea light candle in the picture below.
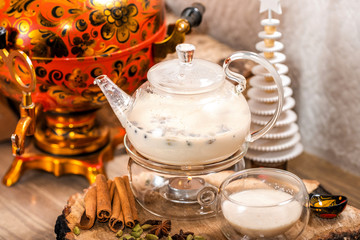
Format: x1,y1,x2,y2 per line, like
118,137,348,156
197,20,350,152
222,189,302,238
168,177,205,201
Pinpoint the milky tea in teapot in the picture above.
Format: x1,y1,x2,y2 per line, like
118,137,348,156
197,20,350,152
95,44,283,166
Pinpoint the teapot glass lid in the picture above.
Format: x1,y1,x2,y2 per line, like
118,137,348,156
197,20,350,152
147,44,224,94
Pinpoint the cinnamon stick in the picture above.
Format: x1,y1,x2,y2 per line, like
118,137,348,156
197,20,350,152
114,177,134,228
107,179,112,191
108,179,115,202
108,189,125,232
96,174,112,223
123,175,139,223
78,186,97,230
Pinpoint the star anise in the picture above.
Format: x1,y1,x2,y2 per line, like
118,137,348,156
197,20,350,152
148,220,171,238
171,229,194,240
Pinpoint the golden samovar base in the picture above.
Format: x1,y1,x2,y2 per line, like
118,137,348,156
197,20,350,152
34,111,110,156
3,128,125,187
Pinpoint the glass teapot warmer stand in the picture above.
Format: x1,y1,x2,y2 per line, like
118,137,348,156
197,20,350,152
124,135,246,220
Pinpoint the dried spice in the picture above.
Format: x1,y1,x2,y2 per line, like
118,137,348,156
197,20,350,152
73,226,81,236
116,229,124,238
54,214,71,240
186,235,194,240
120,234,136,240
130,229,143,238
141,224,153,230
171,229,194,240
171,234,185,240
193,236,205,240
148,220,171,238
145,234,159,240
132,223,142,232
142,220,162,226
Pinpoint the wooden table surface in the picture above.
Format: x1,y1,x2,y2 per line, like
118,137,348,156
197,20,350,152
0,140,359,240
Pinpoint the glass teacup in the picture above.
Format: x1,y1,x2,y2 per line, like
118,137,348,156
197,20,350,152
217,168,309,239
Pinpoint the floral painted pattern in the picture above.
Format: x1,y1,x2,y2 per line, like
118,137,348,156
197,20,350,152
6,0,35,18
29,29,69,62
0,0,166,110
71,33,96,57
90,1,139,43
112,62,129,89
66,68,89,89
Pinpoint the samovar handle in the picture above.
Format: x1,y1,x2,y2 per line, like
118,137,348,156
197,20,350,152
0,27,37,155
153,3,205,61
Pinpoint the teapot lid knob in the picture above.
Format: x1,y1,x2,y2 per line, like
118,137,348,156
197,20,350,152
176,43,195,64
147,43,223,94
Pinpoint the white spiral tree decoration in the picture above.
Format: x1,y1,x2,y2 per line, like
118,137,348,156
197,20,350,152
245,0,303,168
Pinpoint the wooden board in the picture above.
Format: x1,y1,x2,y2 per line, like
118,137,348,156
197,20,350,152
57,179,360,240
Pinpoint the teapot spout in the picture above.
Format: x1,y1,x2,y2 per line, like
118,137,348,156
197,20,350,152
94,75,133,126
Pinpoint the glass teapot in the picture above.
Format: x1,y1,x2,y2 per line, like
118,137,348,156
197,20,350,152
94,44,283,166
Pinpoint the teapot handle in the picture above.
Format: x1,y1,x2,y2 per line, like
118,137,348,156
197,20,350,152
223,51,284,142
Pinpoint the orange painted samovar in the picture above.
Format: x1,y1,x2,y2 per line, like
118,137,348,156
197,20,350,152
0,0,203,186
